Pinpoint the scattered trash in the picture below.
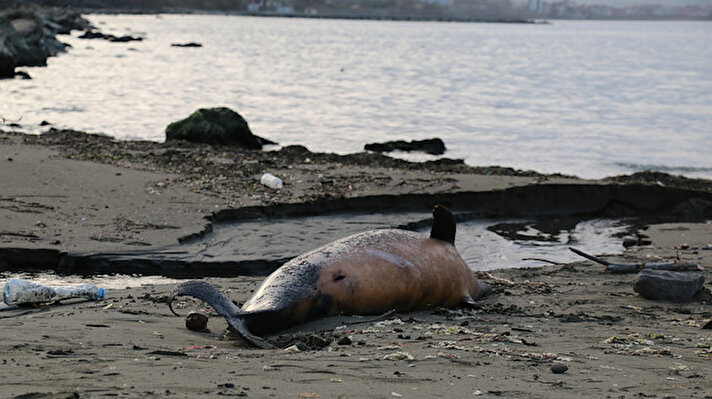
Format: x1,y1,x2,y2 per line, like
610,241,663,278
284,345,301,353
179,345,215,351
2,278,105,306
382,351,414,361
260,173,283,189
570,247,701,273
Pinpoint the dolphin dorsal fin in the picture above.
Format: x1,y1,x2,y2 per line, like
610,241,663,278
430,205,456,245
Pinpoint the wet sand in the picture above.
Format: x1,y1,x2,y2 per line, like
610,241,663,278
1,129,711,398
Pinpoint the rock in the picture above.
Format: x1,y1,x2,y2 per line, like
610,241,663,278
79,30,143,42
185,311,208,331
364,138,446,155
633,269,705,302
0,7,89,79
109,35,143,43
171,42,202,47
550,363,568,374
14,70,31,79
166,107,275,149
337,336,352,345
0,39,15,78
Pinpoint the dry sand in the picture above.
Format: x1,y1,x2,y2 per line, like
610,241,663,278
1,129,711,398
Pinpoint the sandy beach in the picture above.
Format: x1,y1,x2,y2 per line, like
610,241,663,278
1,128,711,398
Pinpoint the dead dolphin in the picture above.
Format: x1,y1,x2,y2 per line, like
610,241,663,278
169,205,490,348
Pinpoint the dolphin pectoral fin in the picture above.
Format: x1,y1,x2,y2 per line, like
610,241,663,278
461,295,480,308
461,281,492,308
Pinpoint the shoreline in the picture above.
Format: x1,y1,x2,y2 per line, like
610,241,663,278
65,7,712,22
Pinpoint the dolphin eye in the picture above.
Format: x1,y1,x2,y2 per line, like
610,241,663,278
333,272,346,282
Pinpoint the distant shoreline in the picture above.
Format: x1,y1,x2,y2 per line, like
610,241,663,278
74,8,537,24
74,8,712,22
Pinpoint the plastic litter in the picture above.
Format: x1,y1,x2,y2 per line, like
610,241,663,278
2,278,105,306
260,173,283,189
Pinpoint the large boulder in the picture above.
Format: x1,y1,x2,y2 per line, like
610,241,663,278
0,40,15,78
166,107,275,149
633,269,705,302
0,7,89,79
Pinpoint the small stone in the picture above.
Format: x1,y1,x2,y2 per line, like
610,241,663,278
185,312,208,331
223,383,235,388
551,363,568,374
337,336,352,345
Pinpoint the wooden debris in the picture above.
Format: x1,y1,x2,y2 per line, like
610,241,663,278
569,247,702,273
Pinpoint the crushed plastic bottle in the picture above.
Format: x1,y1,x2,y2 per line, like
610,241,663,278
260,173,283,189
2,278,106,306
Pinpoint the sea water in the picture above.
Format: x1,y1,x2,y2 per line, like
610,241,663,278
1,15,711,179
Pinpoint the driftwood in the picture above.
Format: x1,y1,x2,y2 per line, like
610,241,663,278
569,247,702,274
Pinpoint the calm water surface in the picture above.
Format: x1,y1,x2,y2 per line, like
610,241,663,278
2,16,711,178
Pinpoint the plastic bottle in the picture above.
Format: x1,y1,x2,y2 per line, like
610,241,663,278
260,173,283,189
2,278,106,306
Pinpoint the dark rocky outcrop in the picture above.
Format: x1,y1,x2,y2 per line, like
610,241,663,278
633,269,705,302
0,7,90,78
365,138,446,155
165,107,276,149
78,30,143,42
171,42,202,48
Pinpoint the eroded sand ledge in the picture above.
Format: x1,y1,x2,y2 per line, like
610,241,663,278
1,129,711,398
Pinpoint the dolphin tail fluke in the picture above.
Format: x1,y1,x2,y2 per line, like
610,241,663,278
168,280,276,349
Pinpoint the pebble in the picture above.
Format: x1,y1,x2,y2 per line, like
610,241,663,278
551,363,568,374
185,312,208,331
